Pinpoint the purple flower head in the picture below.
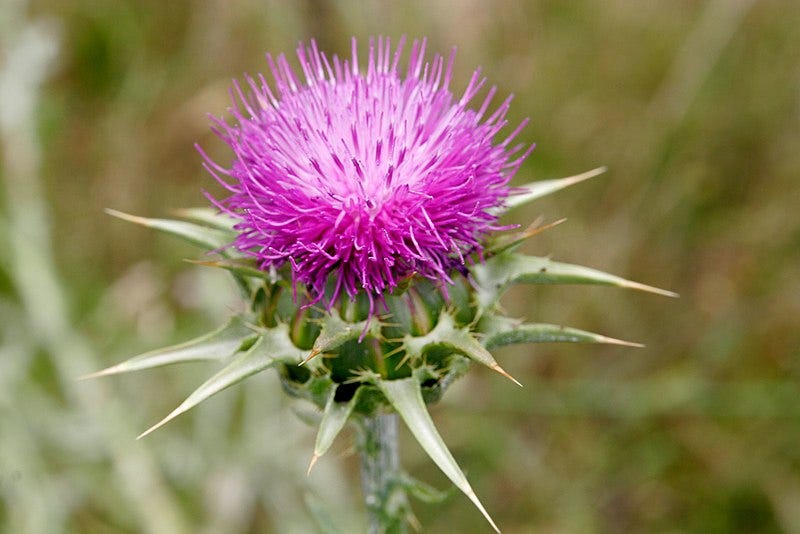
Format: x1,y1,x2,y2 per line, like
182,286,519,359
202,36,532,312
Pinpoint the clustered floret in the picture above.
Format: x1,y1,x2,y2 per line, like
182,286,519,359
201,36,532,314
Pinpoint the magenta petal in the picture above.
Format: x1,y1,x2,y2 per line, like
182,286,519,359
203,36,531,309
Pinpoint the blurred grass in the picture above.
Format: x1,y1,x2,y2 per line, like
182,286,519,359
2,0,800,532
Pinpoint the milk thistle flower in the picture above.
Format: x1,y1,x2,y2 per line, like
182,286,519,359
201,36,531,316
93,36,675,533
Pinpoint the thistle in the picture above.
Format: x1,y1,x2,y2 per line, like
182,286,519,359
89,37,675,532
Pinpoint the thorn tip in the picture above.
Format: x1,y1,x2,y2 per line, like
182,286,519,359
307,454,319,475
77,367,115,380
300,348,321,366
491,363,523,387
623,280,679,298
105,208,146,225
136,408,182,440
602,336,646,348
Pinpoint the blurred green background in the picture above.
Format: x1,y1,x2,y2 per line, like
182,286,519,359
2,0,799,532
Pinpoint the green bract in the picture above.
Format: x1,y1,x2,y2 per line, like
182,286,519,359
90,168,675,532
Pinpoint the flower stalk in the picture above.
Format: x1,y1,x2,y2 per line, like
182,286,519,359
358,413,408,534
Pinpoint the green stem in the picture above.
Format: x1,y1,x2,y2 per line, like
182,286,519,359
358,413,408,534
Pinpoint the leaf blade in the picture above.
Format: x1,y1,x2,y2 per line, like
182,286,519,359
308,385,360,473
106,209,233,251
512,257,677,296
404,311,521,386
472,252,677,310
503,166,606,211
138,324,305,438
302,313,376,366
107,209,254,297
172,207,238,231
186,258,272,280
378,377,500,533
80,316,256,379
482,321,643,350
